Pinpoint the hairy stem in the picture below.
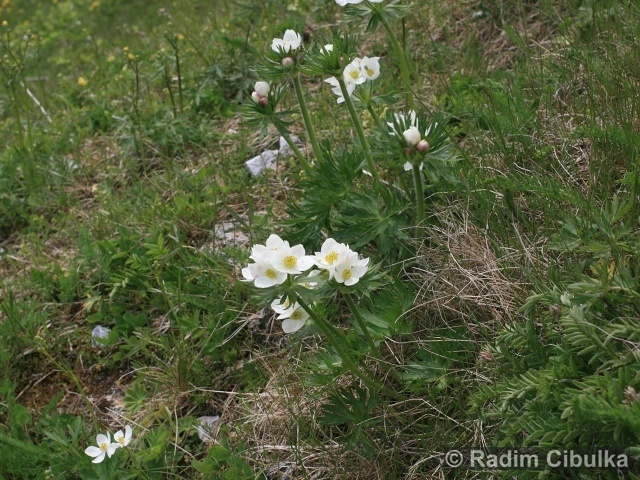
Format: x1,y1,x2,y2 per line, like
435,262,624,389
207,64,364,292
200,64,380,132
380,14,416,110
338,77,381,189
278,127,311,174
412,163,425,238
292,73,322,164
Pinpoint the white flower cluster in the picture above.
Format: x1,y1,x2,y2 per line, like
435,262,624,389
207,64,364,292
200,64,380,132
388,110,432,170
85,425,133,463
325,56,381,104
242,235,370,333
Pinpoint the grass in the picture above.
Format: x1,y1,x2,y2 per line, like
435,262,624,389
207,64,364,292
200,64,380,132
0,0,639,479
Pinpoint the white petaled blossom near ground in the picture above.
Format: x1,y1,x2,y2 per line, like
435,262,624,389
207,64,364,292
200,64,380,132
85,432,117,463
243,236,370,332
85,426,134,463
113,425,133,448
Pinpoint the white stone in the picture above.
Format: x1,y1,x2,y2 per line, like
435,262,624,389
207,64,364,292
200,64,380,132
91,325,111,348
245,149,279,176
197,415,220,443
278,135,302,158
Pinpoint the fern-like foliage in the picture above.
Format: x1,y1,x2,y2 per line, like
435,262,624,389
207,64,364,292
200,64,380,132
472,199,640,478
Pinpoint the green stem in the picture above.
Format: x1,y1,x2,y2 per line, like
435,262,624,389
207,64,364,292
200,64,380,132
174,44,184,114
278,128,311,174
366,104,381,129
293,293,402,400
380,14,416,111
412,162,425,238
338,77,381,189
292,73,322,163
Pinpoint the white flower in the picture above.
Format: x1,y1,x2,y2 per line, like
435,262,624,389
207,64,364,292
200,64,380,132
315,238,350,279
272,244,315,275
344,61,366,85
271,296,294,316
301,269,322,289
250,234,289,262
254,81,270,97
85,432,117,464
251,91,261,104
271,29,302,53
325,76,355,104
360,56,380,81
242,259,287,288
388,110,418,135
323,44,334,52
278,303,310,333
113,425,133,449
334,252,370,286
403,126,421,146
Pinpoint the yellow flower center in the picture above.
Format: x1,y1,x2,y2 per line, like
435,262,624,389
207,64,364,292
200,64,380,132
116,436,125,445
100,442,109,451
291,309,303,321
342,268,352,280
349,70,359,80
366,67,375,77
265,268,277,279
283,255,297,269
325,251,339,265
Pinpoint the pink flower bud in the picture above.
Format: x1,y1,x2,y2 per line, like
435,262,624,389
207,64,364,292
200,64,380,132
259,97,269,108
416,139,429,152
282,57,295,69
251,91,261,104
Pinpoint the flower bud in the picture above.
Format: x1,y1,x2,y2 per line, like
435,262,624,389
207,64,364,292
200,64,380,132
251,91,261,104
282,56,295,69
416,139,429,152
403,126,421,146
254,81,270,97
259,97,269,108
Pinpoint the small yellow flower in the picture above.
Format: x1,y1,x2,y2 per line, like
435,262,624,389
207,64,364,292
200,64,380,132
177,33,184,41
106,54,115,62
123,46,129,52
77,76,88,86
89,0,100,11
1,20,7,27
127,53,134,60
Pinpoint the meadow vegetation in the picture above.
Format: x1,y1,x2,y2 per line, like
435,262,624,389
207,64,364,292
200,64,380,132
0,0,639,478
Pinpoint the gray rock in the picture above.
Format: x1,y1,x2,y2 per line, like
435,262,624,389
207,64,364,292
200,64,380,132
197,415,221,444
278,135,303,158
91,325,111,348
245,149,279,176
